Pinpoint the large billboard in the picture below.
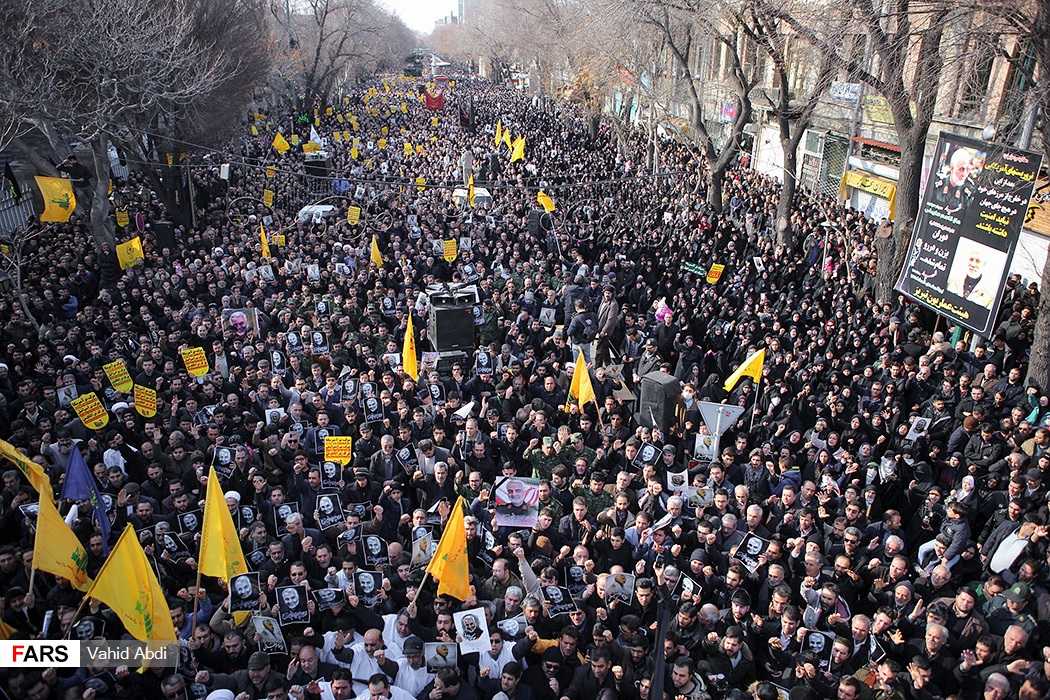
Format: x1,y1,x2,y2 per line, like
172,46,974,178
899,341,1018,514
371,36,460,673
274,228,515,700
896,133,1042,335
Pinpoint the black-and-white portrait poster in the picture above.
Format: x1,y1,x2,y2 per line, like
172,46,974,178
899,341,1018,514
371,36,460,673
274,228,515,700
496,614,527,641
673,573,702,602
453,607,491,655
564,564,589,598
426,381,446,406
156,529,190,559
315,493,345,531
632,442,662,471
237,505,258,530
361,396,385,424
72,615,106,641
286,331,304,356
353,570,383,607
341,376,360,401
229,572,260,613
265,408,286,427
270,350,286,372
541,585,577,617
346,501,372,521
359,381,378,400
273,502,300,532
411,530,434,569
361,534,388,567
395,446,418,473
177,509,203,535
320,460,343,488
424,642,458,673
310,330,329,355
735,533,770,574
604,572,636,604
253,616,287,653
247,546,268,570
802,630,834,670
276,584,310,626
312,588,344,612
212,446,235,480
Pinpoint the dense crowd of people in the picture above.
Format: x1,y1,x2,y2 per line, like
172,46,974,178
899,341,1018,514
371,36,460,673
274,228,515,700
1,66,1050,700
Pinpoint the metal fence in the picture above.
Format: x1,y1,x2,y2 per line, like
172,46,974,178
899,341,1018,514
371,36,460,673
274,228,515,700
0,184,34,236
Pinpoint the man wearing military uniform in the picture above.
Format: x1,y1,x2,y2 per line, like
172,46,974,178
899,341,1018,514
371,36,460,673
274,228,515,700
559,433,596,470
527,436,562,481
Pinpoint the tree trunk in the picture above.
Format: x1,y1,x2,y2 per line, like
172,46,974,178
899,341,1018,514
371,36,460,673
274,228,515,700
707,166,725,212
88,136,115,252
875,135,922,302
776,137,799,250
1027,249,1050,391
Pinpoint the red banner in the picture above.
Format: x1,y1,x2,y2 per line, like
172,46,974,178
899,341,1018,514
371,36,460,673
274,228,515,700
425,90,445,111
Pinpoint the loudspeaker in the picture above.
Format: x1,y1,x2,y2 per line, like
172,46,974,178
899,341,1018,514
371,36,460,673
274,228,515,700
428,304,474,351
153,220,175,250
637,371,681,431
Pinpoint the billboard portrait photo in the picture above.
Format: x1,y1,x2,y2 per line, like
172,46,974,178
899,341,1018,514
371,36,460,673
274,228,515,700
896,133,1042,336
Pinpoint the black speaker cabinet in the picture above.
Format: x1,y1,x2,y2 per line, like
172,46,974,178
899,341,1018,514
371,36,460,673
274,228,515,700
637,370,682,431
428,304,474,351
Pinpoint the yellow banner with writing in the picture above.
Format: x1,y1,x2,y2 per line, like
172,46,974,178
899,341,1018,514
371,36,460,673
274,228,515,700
133,384,157,418
706,263,726,284
841,170,897,218
1025,175,1050,237
324,436,354,465
181,347,209,377
71,393,110,430
262,189,274,208
103,359,133,393
347,206,361,225
115,209,130,228
443,239,458,263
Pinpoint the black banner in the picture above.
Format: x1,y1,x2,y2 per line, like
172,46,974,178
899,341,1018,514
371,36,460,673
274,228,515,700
896,133,1042,335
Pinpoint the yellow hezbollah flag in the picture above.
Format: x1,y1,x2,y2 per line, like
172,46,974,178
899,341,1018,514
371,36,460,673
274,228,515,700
370,234,384,267
494,120,503,147
0,438,52,501
71,393,109,430
510,135,525,163
272,132,290,154
116,236,144,270
467,175,476,208
425,496,471,600
103,359,133,393
199,468,248,581
568,350,596,409
34,491,92,591
260,224,271,258
501,129,512,150
35,176,76,222
133,385,157,418
723,348,766,392
403,314,418,381
83,525,177,643
536,191,555,213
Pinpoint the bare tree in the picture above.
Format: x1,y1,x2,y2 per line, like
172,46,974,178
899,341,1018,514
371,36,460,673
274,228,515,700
739,3,836,250
636,1,760,211
767,0,962,300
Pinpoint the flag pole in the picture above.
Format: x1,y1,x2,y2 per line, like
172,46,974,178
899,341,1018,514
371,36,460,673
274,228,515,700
748,375,763,434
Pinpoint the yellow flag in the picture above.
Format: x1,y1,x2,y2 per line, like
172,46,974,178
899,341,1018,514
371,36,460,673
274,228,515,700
260,224,271,258
400,102,408,114
403,315,418,381
115,209,130,228
510,136,525,162
272,132,290,154
262,189,274,207
536,191,555,213
494,120,503,147
332,131,342,142
181,346,210,377
350,146,359,160
370,235,384,267
347,205,361,225
502,129,512,150
116,236,144,269
0,438,52,501
303,141,320,153
324,436,353,465
199,468,248,581
34,492,92,591
467,175,476,208
425,496,472,600
723,348,766,392
265,166,276,179
289,134,301,146
415,176,426,192
71,393,110,430
568,350,596,408
250,125,259,136
133,384,157,418
84,525,177,643
403,142,413,157
431,116,439,127
378,138,388,150
103,359,133,393
415,144,425,156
